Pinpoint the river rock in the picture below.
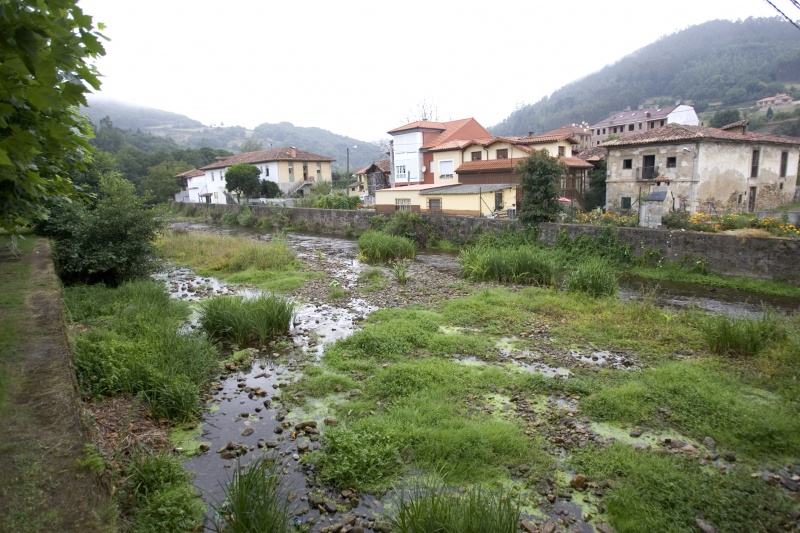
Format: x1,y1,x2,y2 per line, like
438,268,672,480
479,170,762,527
241,427,254,437
570,474,586,490
596,524,616,533
308,494,324,508
297,441,309,453
519,519,538,533
695,518,716,533
324,501,338,513
703,436,716,448
295,420,318,431
542,521,556,533
265,440,279,448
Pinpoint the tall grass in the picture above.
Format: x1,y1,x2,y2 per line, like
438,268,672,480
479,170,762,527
358,230,416,263
158,232,298,273
66,281,220,421
392,478,520,533
563,257,618,297
199,294,294,345
214,455,293,533
459,244,557,286
696,310,786,357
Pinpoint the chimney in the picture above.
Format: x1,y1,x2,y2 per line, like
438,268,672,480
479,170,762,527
638,104,644,110
289,147,297,158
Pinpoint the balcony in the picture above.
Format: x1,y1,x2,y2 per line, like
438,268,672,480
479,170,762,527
636,166,659,180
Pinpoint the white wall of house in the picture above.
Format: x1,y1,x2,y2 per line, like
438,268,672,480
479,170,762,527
202,169,230,204
255,162,279,183
667,105,700,126
393,132,424,184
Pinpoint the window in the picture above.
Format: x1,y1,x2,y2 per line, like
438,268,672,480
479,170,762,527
628,124,634,131
623,159,632,169
395,198,411,211
666,156,676,168
660,120,665,127
439,160,454,179
264,167,269,177
288,161,294,182
780,151,788,177
303,162,308,180
558,146,565,156
602,128,606,134
428,198,441,211
751,149,760,177
471,151,482,161
496,149,508,159
638,122,642,130
621,197,632,210
396,165,407,181
211,171,215,181
649,121,655,129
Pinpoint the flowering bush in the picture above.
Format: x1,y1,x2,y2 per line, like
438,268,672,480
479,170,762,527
755,217,800,237
571,210,638,227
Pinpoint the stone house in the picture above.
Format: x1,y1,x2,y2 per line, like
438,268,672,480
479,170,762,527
590,104,699,147
603,123,800,215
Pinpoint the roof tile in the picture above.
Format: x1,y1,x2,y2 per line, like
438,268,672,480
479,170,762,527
199,147,334,170
601,123,800,147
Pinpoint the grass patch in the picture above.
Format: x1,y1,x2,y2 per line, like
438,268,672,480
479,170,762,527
563,257,618,297
582,361,800,460
158,231,299,274
570,444,794,533
628,264,800,298
214,455,293,533
198,294,294,345
695,309,787,357
459,244,557,286
66,281,220,422
357,230,416,263
392,477,520,533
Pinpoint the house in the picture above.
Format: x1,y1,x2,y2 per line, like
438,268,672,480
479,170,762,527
387,118,492,186
542,123,593,151
177,147,335,204
590,104,699,147
757,93,793,108
602,123,800,217
347,159,391,202
174,169,207,203
374,183,516,217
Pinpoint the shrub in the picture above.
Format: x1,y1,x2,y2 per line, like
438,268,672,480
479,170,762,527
390,260,410,284
237,204,258,227
199,294,294,345
392,478,520,533
221,210,238,225
44,174,162,286
314,194,360,210
696,310,786,357
358,230,416,263
376,211,434,247
158,232,298,273
459,244,556,286
564,258,618,297
214,455,293,533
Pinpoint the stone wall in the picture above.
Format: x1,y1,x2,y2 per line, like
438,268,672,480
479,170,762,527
198,205,799,283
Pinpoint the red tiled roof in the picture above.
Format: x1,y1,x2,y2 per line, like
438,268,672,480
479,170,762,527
601,123,800,147
456,157,526,173
577,146,607,161
175,168,205,178
720,119,749,130
427,138,495,152
387,120,448,134
199,147,334,170
497,133,579,145
591,105,679,128
559,156,594,169
420,118,491,150
376,184,448,192
355,159,392,175
544,124,592,137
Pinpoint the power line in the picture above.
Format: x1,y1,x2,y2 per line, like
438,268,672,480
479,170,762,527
763,0,800,31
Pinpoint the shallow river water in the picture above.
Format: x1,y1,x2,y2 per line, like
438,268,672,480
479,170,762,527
160,222,799,532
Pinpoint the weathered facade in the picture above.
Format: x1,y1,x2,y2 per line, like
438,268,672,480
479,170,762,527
604,124,800,215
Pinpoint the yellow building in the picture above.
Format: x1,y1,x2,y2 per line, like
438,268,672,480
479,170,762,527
375,183,517,216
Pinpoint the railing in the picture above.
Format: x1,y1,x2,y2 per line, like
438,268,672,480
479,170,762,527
636,166,659,180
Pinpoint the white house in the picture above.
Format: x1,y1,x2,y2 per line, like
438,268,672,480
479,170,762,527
590,104,700,147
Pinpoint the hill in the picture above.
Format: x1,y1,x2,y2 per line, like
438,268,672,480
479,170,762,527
491,17,800,136
82,97,383,172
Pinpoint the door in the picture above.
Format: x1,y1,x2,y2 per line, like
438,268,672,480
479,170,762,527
642,155,656,179
495,192,503,211
748,186,757,213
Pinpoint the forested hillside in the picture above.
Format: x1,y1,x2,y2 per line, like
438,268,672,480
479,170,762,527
492,17,800,136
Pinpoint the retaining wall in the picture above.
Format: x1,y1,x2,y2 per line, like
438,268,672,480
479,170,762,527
195,204,800,283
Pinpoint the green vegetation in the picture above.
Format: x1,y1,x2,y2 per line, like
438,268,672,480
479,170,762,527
214,455,293,533
198,294,294,345
370,211,436,248
517,149,566,226
66,281,219,421
697,310,787,357
357,230,416,263
563,257,618,297
570,444,793,533
225,163,261,203
314,194,360,210
0,0,105,231
392,478,520,533
460,244,557,286
389,260,410,284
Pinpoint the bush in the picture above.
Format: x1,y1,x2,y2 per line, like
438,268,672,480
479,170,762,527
214,455,293,533
199,294,294,345
459,244,556,286
392,478,520,533
237,204,258,227
158,232,298,274
221,210,238,225
314,194,360,210
358,230,416,263
374,211,434,247
564,258,618,297
697,310,786,357
43,174,162,286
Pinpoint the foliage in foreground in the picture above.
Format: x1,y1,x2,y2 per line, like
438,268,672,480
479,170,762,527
370,211,436,247
392,478,520,533
570,444,794,533
358,230,416,263
158,231,298,273
696,309,787,357
459,244,557,286
563,257,618,297
214,455,293,533
45,174,163,286
517,149,566,226
66,281,219,421
198,294,294,345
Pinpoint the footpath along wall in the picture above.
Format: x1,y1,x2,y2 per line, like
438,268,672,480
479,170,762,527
199,204,800,283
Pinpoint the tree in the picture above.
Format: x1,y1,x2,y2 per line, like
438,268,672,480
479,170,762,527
766,107,774,121
141,160,190,203
708,109,741,128
239,139,264,153
224,163,261,203
517,150,566,226
45,173,163,285
260,180,281,198
0,0,106,231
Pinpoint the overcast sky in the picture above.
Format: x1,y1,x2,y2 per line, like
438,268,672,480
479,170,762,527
78,0,788,141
